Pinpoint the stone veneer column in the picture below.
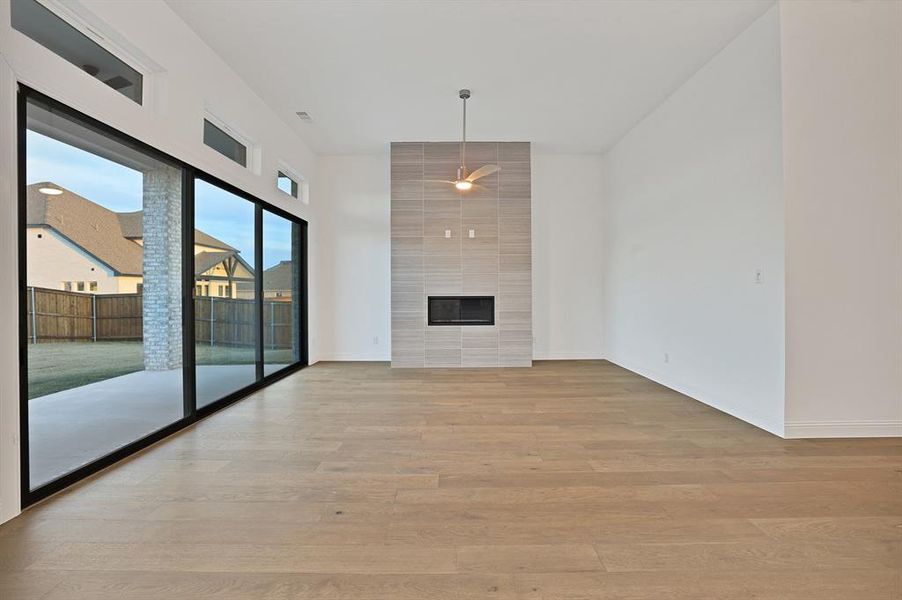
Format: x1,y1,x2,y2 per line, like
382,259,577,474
142,166,182,371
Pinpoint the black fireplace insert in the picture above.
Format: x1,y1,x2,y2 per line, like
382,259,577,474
427,296,494,326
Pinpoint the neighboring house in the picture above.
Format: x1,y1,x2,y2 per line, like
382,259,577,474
236,260,297,301
26,182,253,296
262,260,296,301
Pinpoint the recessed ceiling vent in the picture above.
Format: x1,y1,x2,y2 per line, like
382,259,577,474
295,111,312,122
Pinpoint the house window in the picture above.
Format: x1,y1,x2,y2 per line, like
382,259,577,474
89,281,98,292
203,119,247,167
218,284,225,296
277,171,299,198
76,281,85,292
62,281,72,291
11,0,143,104
136,283,143,294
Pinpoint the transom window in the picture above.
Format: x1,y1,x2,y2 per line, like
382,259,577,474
277,171,299,198
203,119,247,167
11,0,143,104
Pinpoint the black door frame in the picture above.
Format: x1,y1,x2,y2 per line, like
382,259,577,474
17,84,309,507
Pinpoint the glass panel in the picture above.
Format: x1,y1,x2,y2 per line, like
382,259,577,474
203,119,247,167
12,0,143,104
194,179,257,407
25,96,181,489
263,210,300,373
277,171,298,198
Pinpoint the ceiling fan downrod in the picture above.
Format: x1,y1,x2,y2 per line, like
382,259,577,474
459,88,470,181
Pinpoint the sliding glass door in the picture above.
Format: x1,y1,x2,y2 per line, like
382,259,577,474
193,179,259,408
19,86,308,504
262,210,301,374
23,94,185,489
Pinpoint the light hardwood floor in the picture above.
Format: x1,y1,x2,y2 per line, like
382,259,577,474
1,360,900,599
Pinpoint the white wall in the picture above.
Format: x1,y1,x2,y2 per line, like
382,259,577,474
0,53,19,525
0,0,318,523
313,154,391,361
602,6,785,435
532,154,605,360
26,228,120,293
313,152,607,362
781,1,902,438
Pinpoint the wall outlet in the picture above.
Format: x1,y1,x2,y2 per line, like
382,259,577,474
468,229,475,238
444,229,452,239
664,352,670,364
373,336,379,345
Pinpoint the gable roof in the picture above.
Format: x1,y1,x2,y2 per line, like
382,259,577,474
235,260,295,293
27,183,246,277
263,260,295,290
27,183,144,275
194,250,254,278
117,210,234,251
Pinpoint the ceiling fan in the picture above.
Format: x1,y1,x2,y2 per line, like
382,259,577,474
431,89,500,191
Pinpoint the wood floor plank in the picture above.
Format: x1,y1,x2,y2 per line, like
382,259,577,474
0,360,898,599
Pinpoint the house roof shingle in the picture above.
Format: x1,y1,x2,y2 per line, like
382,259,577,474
263,260,295,291
27,183,245,277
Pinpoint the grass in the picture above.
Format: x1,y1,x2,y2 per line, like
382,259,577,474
27,341,295,400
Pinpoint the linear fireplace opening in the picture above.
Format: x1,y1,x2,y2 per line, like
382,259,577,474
428,296,494,326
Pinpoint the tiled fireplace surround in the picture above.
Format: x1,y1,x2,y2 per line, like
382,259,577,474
391,141,532,367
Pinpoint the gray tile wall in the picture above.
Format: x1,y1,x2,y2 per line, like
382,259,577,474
391,141,532,368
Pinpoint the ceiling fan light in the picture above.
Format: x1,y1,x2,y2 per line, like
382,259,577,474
38,187,63,196
455,180,473,191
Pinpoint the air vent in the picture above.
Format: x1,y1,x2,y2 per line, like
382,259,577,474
295,111,312,122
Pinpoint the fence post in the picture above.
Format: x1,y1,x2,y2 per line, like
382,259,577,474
210,295,215,347
92,293,97,342
270,301,275,349
30,286,37,344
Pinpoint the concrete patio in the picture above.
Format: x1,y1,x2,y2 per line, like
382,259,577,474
28,363,289,488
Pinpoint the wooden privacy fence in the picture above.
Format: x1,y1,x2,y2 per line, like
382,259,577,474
26,287,293,349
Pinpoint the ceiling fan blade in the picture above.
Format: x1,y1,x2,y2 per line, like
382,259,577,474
424,179,457,185
466,164,501,182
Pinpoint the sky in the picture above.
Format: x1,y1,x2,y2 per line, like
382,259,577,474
27,130,293,268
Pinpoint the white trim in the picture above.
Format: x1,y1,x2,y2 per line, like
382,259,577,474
276,160,308,204
315,354,389,362
533,351,605,361
784,421,902,439
0,56,21,525
38,0,163,75
23,0,160,110
203,107,260,174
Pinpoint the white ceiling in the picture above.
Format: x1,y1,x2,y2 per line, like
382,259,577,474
166,0,774,155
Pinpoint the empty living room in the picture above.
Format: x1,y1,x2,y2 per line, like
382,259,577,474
0,0,900,598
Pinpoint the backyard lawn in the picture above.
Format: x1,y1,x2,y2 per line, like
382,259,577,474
27,342,291,399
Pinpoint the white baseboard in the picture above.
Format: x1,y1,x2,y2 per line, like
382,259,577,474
313,355,390,362
605,355,785,438
784,420,902,439
533,351,606,360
